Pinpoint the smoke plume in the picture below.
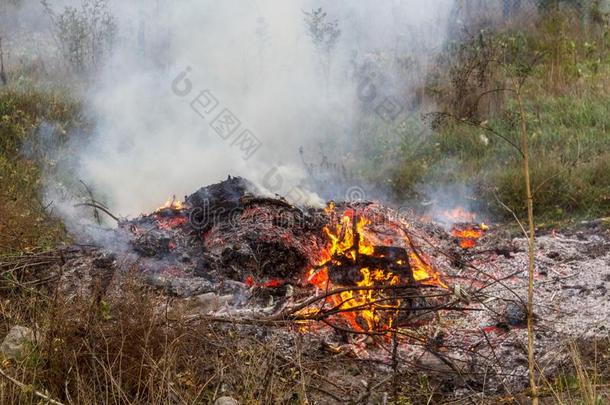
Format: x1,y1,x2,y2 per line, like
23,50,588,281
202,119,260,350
7,0,455,220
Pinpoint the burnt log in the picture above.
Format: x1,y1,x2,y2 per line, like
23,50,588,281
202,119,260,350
187,176,257,210
325,245,414,285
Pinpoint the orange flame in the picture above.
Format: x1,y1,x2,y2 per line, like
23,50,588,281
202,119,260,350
156,196,184,212
451,224,488,249
304,206,446,332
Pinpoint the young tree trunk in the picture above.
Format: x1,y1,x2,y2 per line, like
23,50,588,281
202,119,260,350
517,90,538,405
0,37,7,86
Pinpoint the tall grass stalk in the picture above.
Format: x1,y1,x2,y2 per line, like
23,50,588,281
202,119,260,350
516,84,538,405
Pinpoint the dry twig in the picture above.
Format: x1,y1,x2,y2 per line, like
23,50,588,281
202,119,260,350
0,367,65,405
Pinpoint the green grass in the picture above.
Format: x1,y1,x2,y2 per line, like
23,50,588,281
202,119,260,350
379,11,610,224
0,83,81,253
383,92,610,222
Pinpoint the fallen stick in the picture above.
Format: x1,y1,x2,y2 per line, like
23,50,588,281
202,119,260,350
0,367,65,405
74,203,120,223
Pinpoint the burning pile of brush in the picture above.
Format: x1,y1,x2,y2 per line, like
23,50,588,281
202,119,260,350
10,177,609,401
104,176,493,336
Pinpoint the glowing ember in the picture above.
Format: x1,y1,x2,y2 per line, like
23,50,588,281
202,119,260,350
155,216,188,230
304,205,446,332
153,196,188,229
245,276,285,288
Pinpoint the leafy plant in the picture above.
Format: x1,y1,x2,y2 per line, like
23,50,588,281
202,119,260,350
255,17,271,73
303,8,341,88
41,0,117,74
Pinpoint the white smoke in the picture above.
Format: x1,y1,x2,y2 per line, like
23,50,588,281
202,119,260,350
9,0,455,219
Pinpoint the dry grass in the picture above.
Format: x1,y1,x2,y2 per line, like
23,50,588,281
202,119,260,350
537,339,610,405
0,268,310,404
0,257,403,404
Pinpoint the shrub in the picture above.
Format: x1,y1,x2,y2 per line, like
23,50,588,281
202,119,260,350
41,0,117,74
